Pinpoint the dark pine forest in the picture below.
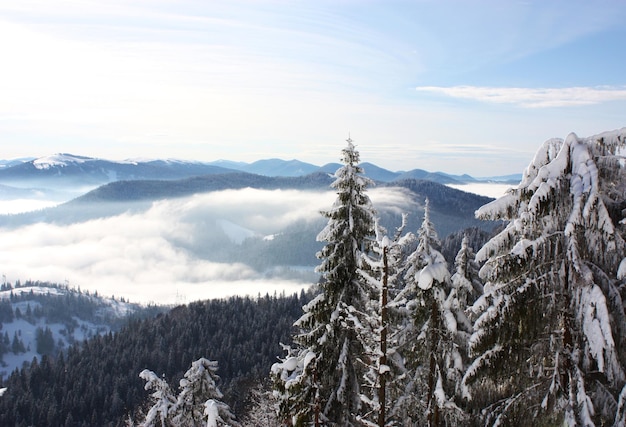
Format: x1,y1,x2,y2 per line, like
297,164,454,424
0,291,308,426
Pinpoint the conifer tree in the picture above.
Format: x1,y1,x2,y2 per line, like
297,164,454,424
139,358,237,427
397,199,466,426
174,358,238,427
359,216,411,426
139,370,177,427
463,130,626,426
272,137,377,426
451,234,483,308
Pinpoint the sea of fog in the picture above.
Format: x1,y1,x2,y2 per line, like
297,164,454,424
0,199,60,215
0,182,512,305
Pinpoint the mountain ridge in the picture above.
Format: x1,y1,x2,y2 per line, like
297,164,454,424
0,172,495,243
0,153,522,187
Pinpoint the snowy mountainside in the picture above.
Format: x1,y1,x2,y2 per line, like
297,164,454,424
239,158,320,177
359,162,402,182
0,292,308,426
0,153,236,188
32,153,93,170
394,168,465,184
0,281,164,379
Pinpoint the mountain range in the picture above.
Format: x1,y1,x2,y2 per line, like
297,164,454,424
0,153,520,190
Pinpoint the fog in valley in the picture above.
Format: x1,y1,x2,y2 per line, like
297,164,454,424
0,199,58,215
0,186,419,304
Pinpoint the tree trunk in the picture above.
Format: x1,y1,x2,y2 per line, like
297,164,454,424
427,296,440,427
378,247,389,427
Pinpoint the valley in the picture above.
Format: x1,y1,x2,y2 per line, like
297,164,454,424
0,155,500,305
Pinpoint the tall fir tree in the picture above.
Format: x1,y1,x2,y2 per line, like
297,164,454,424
449,233,484,419
462,130,626,426
174,358,238,427
272,137,377,426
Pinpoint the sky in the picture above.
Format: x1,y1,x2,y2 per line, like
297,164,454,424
1,0,626,176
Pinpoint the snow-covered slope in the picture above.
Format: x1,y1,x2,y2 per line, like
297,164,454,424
32,153,93,170
0,153,237,188
0,282,160,379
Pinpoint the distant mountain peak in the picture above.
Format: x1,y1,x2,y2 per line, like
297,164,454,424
32,153,95,170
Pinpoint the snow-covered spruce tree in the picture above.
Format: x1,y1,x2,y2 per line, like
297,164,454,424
272,137,377,426
451,234,483,310
138,370,177,427
359,216,412,426
462,130,626,426
174,358,238,427
139,358,238,427
397,199,467,426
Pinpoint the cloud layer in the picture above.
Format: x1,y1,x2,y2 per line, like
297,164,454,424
0,187,414,305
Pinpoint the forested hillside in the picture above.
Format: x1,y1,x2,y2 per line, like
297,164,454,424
0,282,164,379
0,292,308,426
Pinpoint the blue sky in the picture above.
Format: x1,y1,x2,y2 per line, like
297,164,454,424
1,0,625,176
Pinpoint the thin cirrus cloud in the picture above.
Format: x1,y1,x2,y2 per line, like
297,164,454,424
415,85,626,108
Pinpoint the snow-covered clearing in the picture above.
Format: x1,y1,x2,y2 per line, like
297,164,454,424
0,313,110,378
0,285,139,378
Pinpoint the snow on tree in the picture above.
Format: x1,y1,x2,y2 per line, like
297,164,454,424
396,199,467,426
616,385,626,427
272,137,377,426
271,345,318,426
238,380,282,427
451,234,483,308
174,358,238,427
463,129,626,426
139,358,237,427
138,370,177,427
446,234,483,379
358,216,413,426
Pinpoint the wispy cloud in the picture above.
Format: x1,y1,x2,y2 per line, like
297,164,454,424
415,85,626,108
